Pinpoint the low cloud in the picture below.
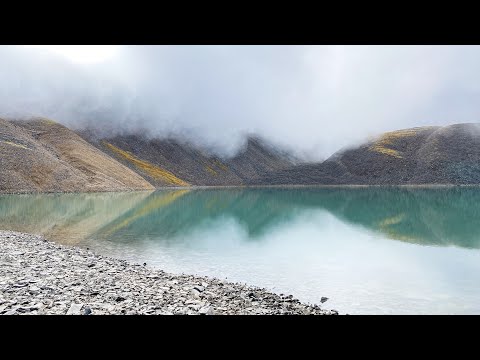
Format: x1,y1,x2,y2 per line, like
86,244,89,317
1,45,480,159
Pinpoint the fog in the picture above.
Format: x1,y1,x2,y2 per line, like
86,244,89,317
1,45,480,159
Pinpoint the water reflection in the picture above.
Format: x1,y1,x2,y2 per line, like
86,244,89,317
0,191,151,244
92,188,480,249
1,187,480,248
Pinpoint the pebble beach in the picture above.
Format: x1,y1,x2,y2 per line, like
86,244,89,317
0,230,337,315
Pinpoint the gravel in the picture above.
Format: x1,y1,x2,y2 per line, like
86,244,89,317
0,230,337,315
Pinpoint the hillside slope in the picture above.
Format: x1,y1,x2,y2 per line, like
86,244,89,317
79,131,295,186
0,118,154,193
5,119,480,192
253,124,480,185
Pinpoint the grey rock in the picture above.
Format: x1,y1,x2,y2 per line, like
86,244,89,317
224,286,235,294
190,289,201,299
16,307,32,313
198,306,214,315
66,303,84,315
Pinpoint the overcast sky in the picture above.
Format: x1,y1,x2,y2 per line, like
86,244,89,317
1,45,479,159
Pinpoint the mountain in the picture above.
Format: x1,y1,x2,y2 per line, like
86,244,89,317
78,131,296,186
0,118,154,193
253,124,480,185
3,118,480,194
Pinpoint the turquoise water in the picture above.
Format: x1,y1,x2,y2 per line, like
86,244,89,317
1,187,480,314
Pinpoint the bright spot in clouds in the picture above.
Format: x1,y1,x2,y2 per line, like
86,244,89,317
25,45,120,64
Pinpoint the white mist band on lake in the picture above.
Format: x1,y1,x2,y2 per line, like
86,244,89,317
1,187,480,314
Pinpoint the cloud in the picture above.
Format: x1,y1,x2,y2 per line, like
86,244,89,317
1,45,480,159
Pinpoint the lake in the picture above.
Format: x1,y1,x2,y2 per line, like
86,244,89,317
1,187,480,314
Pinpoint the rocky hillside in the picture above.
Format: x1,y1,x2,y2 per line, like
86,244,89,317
254,124,480,185
0,118,154,193
4,118,480,193
78,131,296,186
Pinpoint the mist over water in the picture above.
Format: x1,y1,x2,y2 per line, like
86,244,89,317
2,187,480,314
2,45,480,158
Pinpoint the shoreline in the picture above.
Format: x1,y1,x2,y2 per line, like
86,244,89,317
1,183,479,195
0,230,337,315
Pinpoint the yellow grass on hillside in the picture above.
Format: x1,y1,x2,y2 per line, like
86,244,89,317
369,128,424,159
103,142,189,186
370,146,403,158
205,166,218,176
205,159,230,176
38,118,58,125
1,140,30,150
213,159,229,171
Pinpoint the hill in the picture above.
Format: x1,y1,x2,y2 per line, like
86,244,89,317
253,124,480,185
4,119,480,192
78,131,296,186
0,118,154,193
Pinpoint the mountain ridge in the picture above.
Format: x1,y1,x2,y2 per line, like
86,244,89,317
252,123,480,185
3,118,480,194
78,129,296,187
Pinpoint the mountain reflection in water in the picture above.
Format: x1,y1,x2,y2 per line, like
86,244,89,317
1,187,480,248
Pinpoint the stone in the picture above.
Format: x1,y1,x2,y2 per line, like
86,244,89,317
99,303,116,312
199,306,214,315
16,307,33,313
224,286,235,294
83,307,92,315
190,289,201,299
66,303,84,315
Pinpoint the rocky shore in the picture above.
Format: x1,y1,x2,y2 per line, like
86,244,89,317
0,231,337,315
